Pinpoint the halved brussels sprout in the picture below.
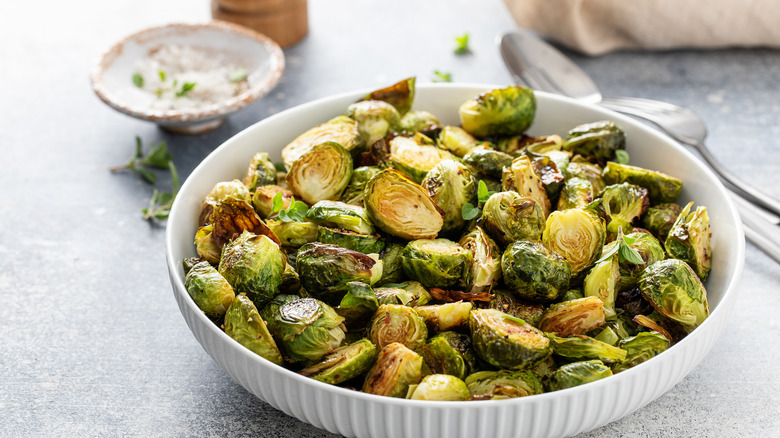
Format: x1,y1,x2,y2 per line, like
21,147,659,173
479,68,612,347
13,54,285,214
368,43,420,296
296,242,383,304
368,304,428,351
421,159,478,235
602,161,683,204
414,301,474,332
466,370,544,400
502,155,552,217
341,166,382,207
539,296,606,337
218,231,286,308
547,333,627,364
184,261,235,319
346,100,400,146
564,120,626,162
486,290,546,327
583,254,620,317
364,169,444,240
199,179,252,226
242,152,277,191
335,281,379,327
665,202,712,281
387,136,457,183
299,338,378,385
546,360,613,391
501,241,571,302
542,208,605,275
267,297,346,362
638,259,709,332
642,202,683,241
438,125,478,157
459,226,501,294
362,342,423,398
317,226,386,254
361,77,415,116
612,332,670,373
566,157,606,194
407,374,470,401
286,141,353,205
401,238,473,289
398,110,442,137
305,200,375,235
557,177,594,211
223,294,283,365
601,183,650,236
480,191,545,246
266,220,319,248
251,185,293,218
461,145,514,179
422,331,477,380
194,225,221,264
376,242,405,285
458,86,536,137
469,308,551,370
281,115,362,169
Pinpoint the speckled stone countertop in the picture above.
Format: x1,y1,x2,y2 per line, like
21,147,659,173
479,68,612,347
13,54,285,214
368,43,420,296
1,0,778,436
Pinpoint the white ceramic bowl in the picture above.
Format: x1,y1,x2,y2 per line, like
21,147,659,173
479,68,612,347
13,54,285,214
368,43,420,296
90,21,284,134
165,84,744,437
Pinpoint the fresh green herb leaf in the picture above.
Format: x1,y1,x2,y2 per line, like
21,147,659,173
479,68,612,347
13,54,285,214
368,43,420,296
175,82,197,97
432,70,452,83
619,239,645,264
596,227,644,265
615,149,630,164
136,167,157,184
142,160,179,222
132,73,144,88
477,180,495,204
229,68,248,82
502,315,527,325
274,162,287,173
461,203,480,221
274,195,309,222
272,192,284,213
158,70,166,82
454,32,470,54
140,140,173,169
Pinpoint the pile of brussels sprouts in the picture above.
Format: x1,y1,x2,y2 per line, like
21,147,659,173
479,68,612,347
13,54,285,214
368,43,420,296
183,78,713,401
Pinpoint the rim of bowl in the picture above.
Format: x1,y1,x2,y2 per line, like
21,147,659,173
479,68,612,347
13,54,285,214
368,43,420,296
165,83,746,409
89,20,285,123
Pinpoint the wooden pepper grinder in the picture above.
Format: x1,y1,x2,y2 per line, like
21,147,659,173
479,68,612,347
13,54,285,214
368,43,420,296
212,0,308,48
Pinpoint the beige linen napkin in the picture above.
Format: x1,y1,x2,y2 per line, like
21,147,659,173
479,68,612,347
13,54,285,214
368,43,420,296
503,0,780,55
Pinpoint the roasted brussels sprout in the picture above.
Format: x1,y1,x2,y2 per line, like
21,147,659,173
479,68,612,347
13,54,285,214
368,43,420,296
407,374,470,401
369,304,428,351
459,226,501,294
223,294,283,365
376,242,405,285
401,238,473,289
398,110,442,137
542,208,605,275
564,120,626,162
523,134,565,154
480,191,545,246
602,161,683,204
615,231,666,289
266,220,319,248
316,226,385,254
486,290,546,327
547,333,627,364
539,296,606,337
665,202,712,281
546,360,613,391
210,197,281,249
199,179,252,225
218,231,286,308
374,281,433,307
279,263,301,294
438,125,478,157
469,308,551,370
612,332,670,373
642,202,683,241
281,115,362,169
335,281,379,327
562,288,585,301
566,157,606,194
361,77,415,116
415,301,474,332
296,242,383,304
583,254,620,317
422,332,477,380
461,145,514,179
529,153,565,200
387,135,457,183
194,225,221,264
362,342,423,397
458,86,536,137
242,152,277,191
184,261,235,319
341,166,382,207
266,297,346,362
421,159,477,236
557,177,594,211
363,169,444,240
466,370,544,400
252,185,293,218
286,141,353,205
601,183,650,236
305,200,375,235
638,259,709,332
502,155,552,217
501,241,571,302
299,338,378,385
346,100,400,146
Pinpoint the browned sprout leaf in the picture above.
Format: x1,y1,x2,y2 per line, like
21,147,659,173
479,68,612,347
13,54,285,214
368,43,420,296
212,197,281,248
429,287,493,303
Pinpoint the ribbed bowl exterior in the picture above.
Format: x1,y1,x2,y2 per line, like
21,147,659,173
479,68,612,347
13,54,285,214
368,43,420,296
166,84,744,438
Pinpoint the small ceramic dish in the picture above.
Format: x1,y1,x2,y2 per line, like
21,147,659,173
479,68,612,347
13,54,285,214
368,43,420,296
90,21,284,134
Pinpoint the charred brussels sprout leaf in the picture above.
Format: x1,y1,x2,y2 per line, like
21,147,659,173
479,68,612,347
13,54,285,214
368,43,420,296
218,231,286,308
564,120,626,162
281,115,362,170
601,183,650,237
547,333,627,364
557,177,594,211
612,332,670,373
487,290,546,327
501,241,571,302
184,261,235,319
364,169,444,240
421,160,478,236
267,297,346,362
346,100,400,146
539,296,606,337
602,161,683,204
459,86,536,137
296,243,382,304
224,294,283,365
546,360,613,391
422,332,477,380
665,202,712,281
502,155,552,218
265,219,318,248
199,179,251,226
361,77,415,116
401,239,473,289
414,301,473,332
466,370,543,400
299,338,378,385
459,226,501,294
462,145,514,179
362,342,423,397
407,374,470,401
369,304,428,351
438,125,478,158
638,259,709,331
469,308,551,370
210,197,281,248
387,136,457,184
243,152,277,191
286,141,353,205
305,200,374,235
481,191,545,246
542,208,605,275
316,226,385,254
642,202,683,241
398,110,442,137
